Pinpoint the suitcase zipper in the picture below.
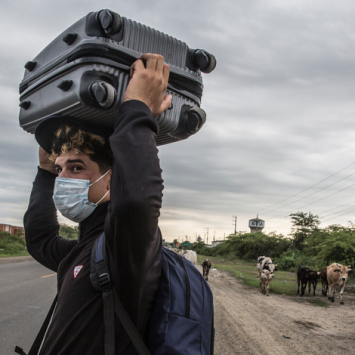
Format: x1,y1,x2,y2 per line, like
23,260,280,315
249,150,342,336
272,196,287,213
176,254,190,318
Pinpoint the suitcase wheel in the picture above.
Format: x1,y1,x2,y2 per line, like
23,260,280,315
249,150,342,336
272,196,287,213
98,9,122,36
184,107,206,134
192,50,217,74
90,81,116,108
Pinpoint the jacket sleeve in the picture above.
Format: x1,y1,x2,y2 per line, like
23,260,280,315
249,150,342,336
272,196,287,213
105,100,163,324
24,167,77,272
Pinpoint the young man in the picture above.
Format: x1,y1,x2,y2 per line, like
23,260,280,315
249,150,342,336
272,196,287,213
24,54,171,354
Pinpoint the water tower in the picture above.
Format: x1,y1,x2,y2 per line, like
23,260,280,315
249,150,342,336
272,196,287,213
249,215,265,233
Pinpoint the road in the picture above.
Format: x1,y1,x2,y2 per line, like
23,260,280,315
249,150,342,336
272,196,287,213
0,258,56,355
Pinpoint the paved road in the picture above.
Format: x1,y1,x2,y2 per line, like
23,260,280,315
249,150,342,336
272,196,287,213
0,259,57,355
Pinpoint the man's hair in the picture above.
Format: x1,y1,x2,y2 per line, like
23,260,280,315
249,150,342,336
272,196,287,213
49,125,113,173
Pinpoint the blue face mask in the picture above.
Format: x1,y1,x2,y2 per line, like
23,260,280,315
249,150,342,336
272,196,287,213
53,170,111,223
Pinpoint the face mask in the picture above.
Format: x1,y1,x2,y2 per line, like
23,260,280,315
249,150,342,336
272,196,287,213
53,170,111,223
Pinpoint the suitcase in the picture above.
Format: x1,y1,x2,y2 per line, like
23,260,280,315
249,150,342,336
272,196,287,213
19,9,216,146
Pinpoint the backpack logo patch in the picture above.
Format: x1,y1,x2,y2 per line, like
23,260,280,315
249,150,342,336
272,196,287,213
74,265,83,279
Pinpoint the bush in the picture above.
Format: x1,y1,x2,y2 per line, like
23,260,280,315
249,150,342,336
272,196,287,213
59,224,78,240
0,231,28,256
274,249,318,272
226,232,291,261
190,232,292,262
305,225,355,267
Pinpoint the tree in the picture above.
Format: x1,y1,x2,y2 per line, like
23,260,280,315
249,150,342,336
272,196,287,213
289,211,320,251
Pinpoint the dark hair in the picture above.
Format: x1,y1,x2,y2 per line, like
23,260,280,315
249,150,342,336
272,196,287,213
50,125,113,173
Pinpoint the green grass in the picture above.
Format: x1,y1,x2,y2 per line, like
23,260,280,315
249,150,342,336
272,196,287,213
0,231,29,257
198,255,330,307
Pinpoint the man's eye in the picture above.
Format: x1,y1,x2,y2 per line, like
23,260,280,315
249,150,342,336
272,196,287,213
56,168,62,174
72,166,82,172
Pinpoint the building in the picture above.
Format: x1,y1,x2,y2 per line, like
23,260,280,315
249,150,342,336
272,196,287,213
0,223,25,236
248,216,265,233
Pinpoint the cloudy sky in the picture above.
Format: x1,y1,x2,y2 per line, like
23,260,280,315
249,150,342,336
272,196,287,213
2,0,355,242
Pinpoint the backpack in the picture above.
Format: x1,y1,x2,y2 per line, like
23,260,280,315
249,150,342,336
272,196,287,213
15,233,214,355
91,232,214,355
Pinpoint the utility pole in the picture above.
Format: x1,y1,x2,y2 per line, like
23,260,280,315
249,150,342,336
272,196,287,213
232,216,237,234
203,227,209,245
213,230,216,242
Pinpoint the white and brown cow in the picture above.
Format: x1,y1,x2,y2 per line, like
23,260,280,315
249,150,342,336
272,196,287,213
201,259,212,281
327,263,352,304
260,269,274,296
256,256,278,282
182,250,197,265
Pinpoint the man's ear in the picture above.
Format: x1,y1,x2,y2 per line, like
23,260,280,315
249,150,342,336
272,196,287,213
106,170,112,190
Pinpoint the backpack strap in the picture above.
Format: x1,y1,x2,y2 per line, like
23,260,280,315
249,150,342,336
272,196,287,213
90,233,115,355
16,294,58,355
90,232,151,355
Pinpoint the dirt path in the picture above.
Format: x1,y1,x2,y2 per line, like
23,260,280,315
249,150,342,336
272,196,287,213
205,267,355,355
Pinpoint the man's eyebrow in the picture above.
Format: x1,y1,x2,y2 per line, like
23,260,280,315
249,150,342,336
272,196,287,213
54,159,87,167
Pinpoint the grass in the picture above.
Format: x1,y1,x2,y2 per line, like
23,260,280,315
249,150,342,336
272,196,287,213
198,255,329,307
0,231,29,257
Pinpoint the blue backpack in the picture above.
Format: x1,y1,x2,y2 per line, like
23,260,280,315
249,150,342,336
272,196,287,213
90,233,214,355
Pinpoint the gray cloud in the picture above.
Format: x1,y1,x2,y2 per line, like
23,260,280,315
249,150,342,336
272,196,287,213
1,0,355,240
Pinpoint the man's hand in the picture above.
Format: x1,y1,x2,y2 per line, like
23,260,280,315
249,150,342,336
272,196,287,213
123,53,172,116
39,147,57,175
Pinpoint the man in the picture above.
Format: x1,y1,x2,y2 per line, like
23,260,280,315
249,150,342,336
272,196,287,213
24,54,171,354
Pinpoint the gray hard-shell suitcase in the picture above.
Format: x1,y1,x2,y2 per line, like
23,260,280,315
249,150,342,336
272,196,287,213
19,9,216,145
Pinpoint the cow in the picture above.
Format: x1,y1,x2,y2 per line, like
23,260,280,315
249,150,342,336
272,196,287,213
327,263,352,304
260,269,274,296
256,256,278,283
320,266,328,296
297,266,310,297
183,250,197,265
201,259,212,281
308,270,321,295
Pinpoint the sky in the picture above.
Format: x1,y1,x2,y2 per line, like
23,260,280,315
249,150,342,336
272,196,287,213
2,0,355,242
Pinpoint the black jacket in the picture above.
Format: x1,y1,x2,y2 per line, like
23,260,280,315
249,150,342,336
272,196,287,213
24,100,163,354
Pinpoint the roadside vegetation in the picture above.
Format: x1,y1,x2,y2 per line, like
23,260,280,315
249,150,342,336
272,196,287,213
0,224,78,257
191,212,355,274
0,231,28,257
59,224,79,240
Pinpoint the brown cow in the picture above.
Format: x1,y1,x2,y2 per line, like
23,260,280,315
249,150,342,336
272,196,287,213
320,266,328,296
327,263,352,304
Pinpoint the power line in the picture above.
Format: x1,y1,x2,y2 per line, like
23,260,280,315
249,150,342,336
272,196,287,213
255,171,355,217
244,161,355,216
317,199,355,216
268,181,355,220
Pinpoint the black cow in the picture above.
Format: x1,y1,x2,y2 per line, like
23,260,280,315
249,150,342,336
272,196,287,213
308,270,321,295
297,266,310,297
201,259,212,281
320,266,328,296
